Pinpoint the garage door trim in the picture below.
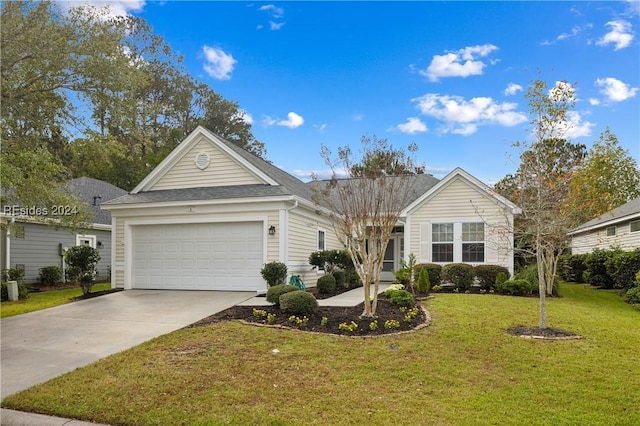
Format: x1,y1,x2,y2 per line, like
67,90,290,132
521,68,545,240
123,216,269,290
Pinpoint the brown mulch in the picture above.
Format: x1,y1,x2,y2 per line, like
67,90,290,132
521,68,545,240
506,325,582,340
191,297,430,336
69,288,123,301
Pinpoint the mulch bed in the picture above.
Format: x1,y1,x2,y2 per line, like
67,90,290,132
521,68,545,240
70,288,123,301
192,297,430,336
506,325,582,340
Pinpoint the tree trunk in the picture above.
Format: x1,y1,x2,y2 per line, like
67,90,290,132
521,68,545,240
537,251,547,329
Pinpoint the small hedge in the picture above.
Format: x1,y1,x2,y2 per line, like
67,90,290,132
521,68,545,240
474,265,510,290
387,289,415,307
1,281,30,301
266,284,300,306
39,265,63,285
332,270,345,288
442,263,474,290
416,263,442,286
317,274,337,294
497,279,532,296
279,291,318,315
416,268,431,293
260,261,288,287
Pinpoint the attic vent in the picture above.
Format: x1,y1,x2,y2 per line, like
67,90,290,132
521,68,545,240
194,152,210,170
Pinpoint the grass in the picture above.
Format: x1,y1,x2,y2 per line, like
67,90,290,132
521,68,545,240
2,283,639,425
0,283,111,318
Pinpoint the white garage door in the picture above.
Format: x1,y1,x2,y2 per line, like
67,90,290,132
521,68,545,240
132,222,264,291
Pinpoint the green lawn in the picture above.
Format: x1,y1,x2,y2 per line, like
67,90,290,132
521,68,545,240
1,283,112,318
2,283,639,425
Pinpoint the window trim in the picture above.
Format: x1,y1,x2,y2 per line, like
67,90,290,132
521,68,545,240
430,220,486,264
630,220,640,233
76,234,97,248
606,226,616,237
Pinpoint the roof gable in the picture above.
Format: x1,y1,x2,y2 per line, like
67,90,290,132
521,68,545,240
402,167,520,215
133,126,278,193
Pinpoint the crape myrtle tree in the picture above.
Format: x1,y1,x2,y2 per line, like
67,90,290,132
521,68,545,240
313,135,422,317
500,79,587,329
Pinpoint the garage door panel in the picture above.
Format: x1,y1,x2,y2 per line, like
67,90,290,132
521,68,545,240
132,222,263,291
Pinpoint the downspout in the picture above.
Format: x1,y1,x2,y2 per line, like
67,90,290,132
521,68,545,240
5,216,14,276
280,199,298,264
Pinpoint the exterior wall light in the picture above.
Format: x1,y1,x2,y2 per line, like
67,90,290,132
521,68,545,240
268,225,276,235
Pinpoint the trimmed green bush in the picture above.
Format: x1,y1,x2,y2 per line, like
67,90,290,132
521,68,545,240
266,284,300,306
442,263,474,290
416,263,442,286
260,261,288,287
585,249,616,289
558,254,588,283
606,248,640,290
416,267,431,293
499,279,532,296
65,245,100,295
332,270,345,288
317,274,337,294
514,264,559,295
495,272,508,290
388,289,415,308
625,286,640,305
39,265,63,285
474,265,510,290
279,290,318,315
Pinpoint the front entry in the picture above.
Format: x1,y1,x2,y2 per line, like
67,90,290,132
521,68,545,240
381,236,404,282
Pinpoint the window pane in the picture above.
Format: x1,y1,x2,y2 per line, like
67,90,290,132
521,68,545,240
432,223,453,242
462,243,485,262
606,226,616,236
432,243,453,262
318,230,325,251
631,220,640,233
462,223,484,241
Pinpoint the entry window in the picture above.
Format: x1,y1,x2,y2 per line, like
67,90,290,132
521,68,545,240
432,223,453,262
462,223,485,262
76,234,97,248
318,229,326,251
606,226,616,236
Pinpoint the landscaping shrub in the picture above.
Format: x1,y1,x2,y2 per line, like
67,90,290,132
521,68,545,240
606,248,640,290
387,289,415,308
416,263,442,286
332,270,345,288
3,267,25,283
39,265,63,285
495,272,508,290
514,263,559,295
266,284,300,306
1,281,30,301
308,249,353,273
625,286,640,305
585,249,616,289
442,263,474,290
416,267,431,293
260,261,288,287
279,290,318,315
474,265,510,290
345,269,362,288
499,279,532,296
557,254,588,283
317,274,337,294
65,245,100,295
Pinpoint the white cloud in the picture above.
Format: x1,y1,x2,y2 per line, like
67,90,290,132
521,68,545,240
595,77,639,102
420,44,499,82
314,123,328,133
412,93,527,135
202,46,237,80
563,111,596,139
597,20,634,50
352,113,365,121
235,110,253,125
269,21,285,31
259,4,284,18
292,168,350,181
548,80,576,102
392,117,428,134
263,112,304,129
504,83,523,96
589,98,601,106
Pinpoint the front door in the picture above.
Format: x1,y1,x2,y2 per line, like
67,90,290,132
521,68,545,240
381,236,404,282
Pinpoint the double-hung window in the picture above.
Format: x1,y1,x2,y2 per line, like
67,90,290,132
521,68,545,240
462,223,485,262
432,223,454,262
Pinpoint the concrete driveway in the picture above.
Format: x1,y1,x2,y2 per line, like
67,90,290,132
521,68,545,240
1,290,252,399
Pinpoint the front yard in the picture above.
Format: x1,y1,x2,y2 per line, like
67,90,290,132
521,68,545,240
2,283,639,425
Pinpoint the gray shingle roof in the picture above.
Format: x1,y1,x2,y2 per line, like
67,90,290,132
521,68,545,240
569,196,640,234
67,177,127,225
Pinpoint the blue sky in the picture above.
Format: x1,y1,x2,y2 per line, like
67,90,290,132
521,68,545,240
75,1,639,184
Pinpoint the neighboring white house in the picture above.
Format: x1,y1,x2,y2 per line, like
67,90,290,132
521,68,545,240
568,197,640,255
1,177,127,284
102,126,520,292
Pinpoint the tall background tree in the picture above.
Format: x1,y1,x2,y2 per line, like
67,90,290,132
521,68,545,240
1,0,265,215
313,136,421,317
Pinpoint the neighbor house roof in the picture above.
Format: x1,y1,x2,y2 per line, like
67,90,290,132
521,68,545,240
67,177,128,225
568,197,640,235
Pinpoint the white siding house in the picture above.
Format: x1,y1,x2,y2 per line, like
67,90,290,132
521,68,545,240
103,126,520,292
568,197,640,254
